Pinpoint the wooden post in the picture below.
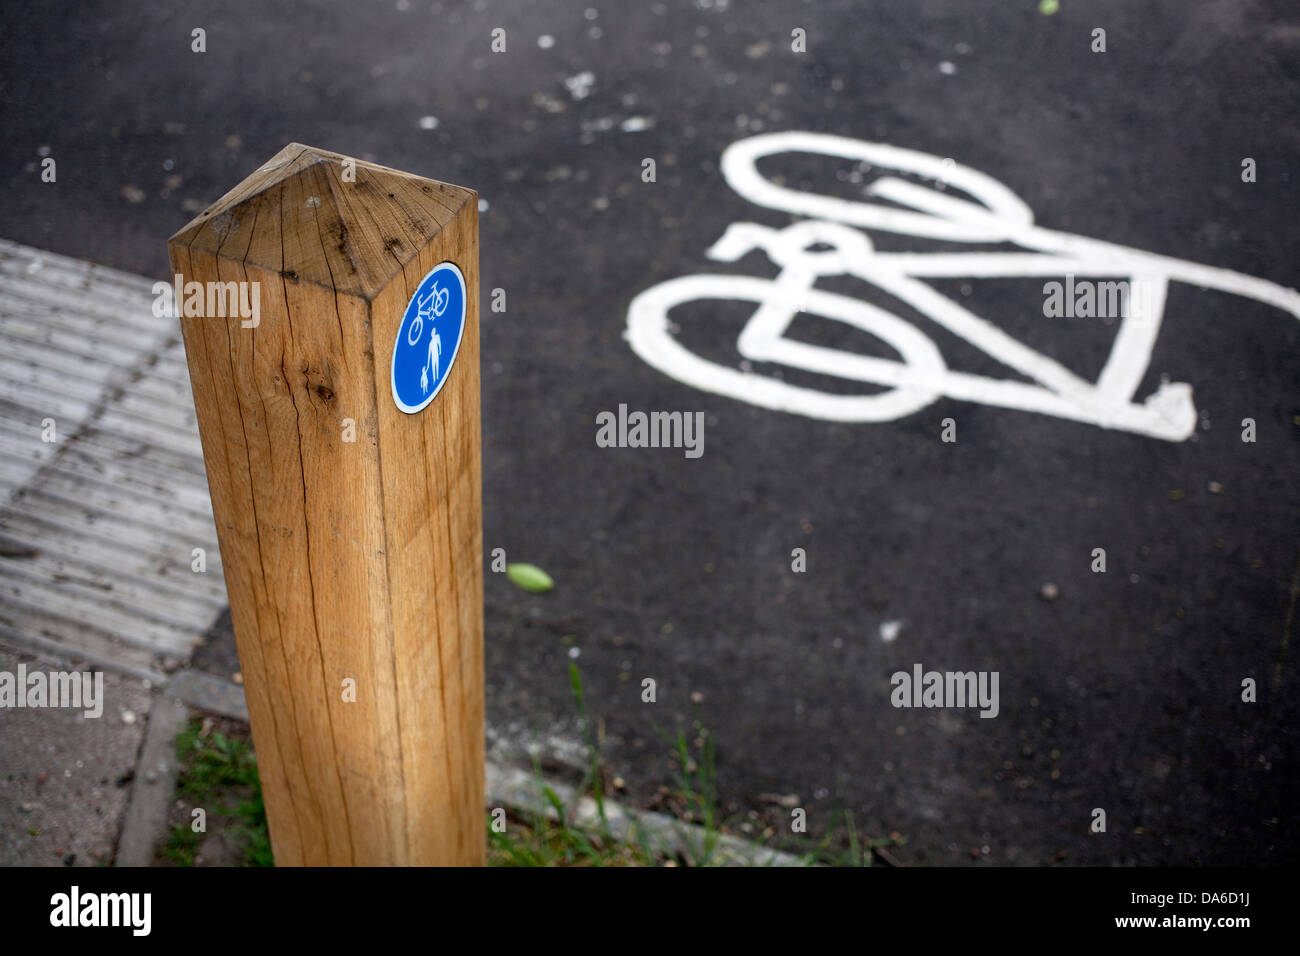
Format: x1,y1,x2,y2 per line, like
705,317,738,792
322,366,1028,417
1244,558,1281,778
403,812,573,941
168,144,483,865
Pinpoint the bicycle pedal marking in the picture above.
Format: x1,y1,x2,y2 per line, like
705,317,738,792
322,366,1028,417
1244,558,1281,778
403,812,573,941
626,131,1300,441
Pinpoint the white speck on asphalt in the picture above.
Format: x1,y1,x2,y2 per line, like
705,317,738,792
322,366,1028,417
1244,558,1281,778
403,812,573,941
565,71,595,100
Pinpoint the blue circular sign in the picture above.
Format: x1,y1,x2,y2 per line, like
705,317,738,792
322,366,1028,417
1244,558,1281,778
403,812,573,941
391,261,467,414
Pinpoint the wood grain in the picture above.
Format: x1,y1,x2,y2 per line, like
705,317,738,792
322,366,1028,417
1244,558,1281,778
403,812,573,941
168,145,483,865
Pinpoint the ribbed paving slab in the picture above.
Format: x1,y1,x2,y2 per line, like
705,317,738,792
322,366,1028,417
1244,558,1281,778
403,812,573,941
0,239,224,681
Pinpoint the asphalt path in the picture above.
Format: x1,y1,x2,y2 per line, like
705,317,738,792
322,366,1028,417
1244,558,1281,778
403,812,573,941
3,0,1298,865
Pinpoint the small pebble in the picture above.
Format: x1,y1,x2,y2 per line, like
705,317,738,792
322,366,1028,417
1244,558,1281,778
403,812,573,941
1040,582,1060,601
1208,481,1224,494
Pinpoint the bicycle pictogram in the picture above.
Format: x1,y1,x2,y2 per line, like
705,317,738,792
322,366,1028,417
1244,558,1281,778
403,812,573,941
626,132,1300,441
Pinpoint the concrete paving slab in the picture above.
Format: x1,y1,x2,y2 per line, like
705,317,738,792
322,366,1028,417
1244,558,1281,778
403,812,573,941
0,641,152,866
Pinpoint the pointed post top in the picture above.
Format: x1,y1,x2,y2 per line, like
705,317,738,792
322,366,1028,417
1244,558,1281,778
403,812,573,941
169,143,475,300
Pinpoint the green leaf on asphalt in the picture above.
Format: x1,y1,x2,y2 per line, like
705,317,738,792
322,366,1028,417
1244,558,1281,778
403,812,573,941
506,562,554,593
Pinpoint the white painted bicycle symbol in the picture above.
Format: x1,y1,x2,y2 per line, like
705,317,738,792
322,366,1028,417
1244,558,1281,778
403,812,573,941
626,132,1300,441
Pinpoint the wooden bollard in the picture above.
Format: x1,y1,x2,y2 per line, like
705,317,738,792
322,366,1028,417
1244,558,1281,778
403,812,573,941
168,144,483,865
